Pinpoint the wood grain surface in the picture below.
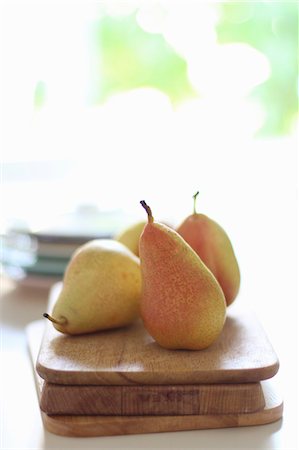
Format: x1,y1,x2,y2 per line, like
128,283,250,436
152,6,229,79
41,386,283,438
36,284,279,385
27,320,283,437
39,382,265,416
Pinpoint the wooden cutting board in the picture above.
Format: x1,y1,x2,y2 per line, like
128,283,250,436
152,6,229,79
36,284,279,386
38,381,266,416
27,320,283,437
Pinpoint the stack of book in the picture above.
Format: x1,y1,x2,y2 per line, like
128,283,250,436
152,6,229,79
1,206,133,288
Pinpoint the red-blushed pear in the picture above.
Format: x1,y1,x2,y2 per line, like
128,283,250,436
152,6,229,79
139,201,226,351
115,220,173,256
176,192,240,306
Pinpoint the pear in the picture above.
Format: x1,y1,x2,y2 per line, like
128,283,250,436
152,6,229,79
115,221,146,256
139,201,226,350
176,192,240,306
43,239,141,335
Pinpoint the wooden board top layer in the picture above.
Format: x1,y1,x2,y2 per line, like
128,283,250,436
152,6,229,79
36,286,279,386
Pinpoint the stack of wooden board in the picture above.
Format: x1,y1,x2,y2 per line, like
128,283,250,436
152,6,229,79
27,287,283,437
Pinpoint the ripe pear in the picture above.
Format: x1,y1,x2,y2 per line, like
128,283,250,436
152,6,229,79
115,221,146,256
139,201,226,350
176,192,240,306
43,240,141,335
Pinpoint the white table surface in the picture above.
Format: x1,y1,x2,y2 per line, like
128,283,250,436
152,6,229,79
0,272,297,450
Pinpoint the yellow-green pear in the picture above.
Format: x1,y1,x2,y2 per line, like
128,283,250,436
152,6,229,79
115,221,146,256
43,239,141,335
139,201,226,350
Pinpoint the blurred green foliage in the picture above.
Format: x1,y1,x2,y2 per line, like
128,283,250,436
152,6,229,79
92,14,196,105
217,2,298,136
34,80,46,109
90,3,298,136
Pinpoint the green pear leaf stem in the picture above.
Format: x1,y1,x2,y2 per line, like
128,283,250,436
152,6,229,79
43,313,67,326
140,200,154,223
193,191,199,215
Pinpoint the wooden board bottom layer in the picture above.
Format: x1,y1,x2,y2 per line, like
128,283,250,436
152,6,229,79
40,380,283,437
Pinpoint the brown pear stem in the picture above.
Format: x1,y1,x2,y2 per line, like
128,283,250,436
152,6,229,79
43,313,67,326
140,200,154,223
193,191,199,215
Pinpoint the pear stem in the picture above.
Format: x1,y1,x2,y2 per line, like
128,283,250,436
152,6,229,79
140,200,154,223
43,313,67,326
193,191,199,215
